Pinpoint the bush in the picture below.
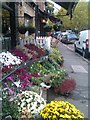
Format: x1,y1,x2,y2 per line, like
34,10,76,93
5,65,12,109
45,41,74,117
54,79,76,95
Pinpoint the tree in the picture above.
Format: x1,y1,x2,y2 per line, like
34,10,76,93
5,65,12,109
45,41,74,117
56,0,89,31
45,2,54,15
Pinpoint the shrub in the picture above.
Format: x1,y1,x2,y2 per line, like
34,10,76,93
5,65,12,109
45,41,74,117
54,79,76,95
59,79,76,94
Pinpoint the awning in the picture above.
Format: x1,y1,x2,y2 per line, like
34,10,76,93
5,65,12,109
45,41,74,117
51,1,78,18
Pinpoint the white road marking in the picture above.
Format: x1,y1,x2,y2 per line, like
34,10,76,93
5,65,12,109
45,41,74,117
71,65,88,73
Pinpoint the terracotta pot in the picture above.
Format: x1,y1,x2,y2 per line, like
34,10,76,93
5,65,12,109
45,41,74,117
54,87,60,94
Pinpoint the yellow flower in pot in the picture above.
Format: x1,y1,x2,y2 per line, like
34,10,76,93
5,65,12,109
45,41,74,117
40,100,84,120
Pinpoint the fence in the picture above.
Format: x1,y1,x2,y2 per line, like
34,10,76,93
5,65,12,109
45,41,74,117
19,36,47,47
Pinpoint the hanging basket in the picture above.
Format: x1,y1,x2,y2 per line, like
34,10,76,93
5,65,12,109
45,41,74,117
53,24,61,31
18,25,27,34
43,25,52,32
27,26,36,34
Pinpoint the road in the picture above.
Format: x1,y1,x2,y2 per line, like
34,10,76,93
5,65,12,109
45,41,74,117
48,42,89,119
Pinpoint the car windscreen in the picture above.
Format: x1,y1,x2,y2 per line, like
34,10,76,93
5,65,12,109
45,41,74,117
68,34,77,39
62,35,67,39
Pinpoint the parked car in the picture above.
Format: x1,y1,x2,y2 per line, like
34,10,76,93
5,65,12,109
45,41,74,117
74,30,90,58
52,31,62,40
61,33,78,44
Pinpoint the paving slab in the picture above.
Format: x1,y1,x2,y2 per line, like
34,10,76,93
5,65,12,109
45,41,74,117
71,65,88,73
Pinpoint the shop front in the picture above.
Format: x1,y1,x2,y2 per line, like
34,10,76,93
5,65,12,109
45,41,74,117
1,2,17,51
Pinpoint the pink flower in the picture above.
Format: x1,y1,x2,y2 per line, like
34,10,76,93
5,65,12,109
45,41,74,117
27,73,32,79
11,87,15,91
8,89,14,95
8,64,12,68
29,82,33,86
19,74,25,80
6,75,14,82
20,82,27,88
4,82,8,87
5,66,10,72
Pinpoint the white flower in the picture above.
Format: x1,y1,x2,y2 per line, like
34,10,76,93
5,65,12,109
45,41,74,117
0,51,22,66
21,102,26,108
14,80,20,87
15,91,46,117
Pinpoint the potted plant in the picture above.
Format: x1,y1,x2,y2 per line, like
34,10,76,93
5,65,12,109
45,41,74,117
50,69,66,88
53,23,62,32
18,25,27,34
27,25,36,35
43,25,52,32
14,91,46,119
54,78,76,95
40,100,84,119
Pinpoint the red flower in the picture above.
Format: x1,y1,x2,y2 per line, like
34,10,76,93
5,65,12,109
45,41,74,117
1,68,5,73
8,64,12,68
5,66,10,72
33,73,40,77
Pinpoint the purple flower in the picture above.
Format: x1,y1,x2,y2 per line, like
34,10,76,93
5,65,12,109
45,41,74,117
6,75,14,82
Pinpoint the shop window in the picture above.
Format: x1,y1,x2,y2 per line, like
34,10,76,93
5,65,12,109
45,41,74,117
2,8,11,51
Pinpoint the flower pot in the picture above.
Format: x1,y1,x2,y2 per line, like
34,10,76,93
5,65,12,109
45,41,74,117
54,87,60,94
28,28,35,34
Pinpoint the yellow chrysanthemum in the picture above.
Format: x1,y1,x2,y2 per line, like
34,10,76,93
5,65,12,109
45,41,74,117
40,100,84,120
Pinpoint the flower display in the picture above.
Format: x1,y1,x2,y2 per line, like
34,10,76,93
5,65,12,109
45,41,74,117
15,91,46,118
24,44,46,57
48,47,64,68
40,100,84,119
10,49,29,61
0,51,22,66
1,65,15,77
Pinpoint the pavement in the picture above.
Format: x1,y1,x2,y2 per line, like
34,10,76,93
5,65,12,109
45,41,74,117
47,41,89,119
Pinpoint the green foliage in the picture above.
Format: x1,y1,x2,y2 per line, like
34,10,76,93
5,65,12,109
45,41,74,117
2,97,19,119
52,47,61,56
53,23,62,31
43,25,52,32
51,69,66,87
31,77,43,85
27,26,36,34
56,1,89,31
45,2,54,15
